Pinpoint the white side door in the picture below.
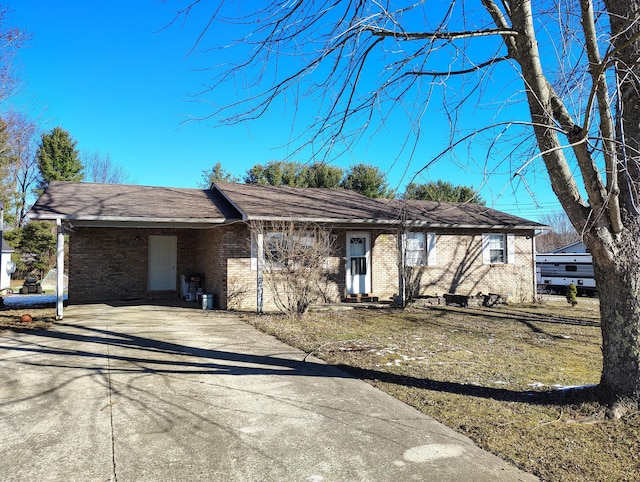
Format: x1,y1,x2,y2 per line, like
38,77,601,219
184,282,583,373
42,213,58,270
346,232,371,294
148,235,177,291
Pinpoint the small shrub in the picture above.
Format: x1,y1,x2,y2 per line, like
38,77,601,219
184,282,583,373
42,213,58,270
251,220,336,315
566,283,578,306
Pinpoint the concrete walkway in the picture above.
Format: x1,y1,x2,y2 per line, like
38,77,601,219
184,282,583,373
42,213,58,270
0,304,537,481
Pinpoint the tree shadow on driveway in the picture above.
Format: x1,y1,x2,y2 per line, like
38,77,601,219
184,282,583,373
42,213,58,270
3,321,336,377
0,318,599,406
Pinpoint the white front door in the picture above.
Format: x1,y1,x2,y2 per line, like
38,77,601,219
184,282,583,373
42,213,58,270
148,235,177,291
346,232,370,294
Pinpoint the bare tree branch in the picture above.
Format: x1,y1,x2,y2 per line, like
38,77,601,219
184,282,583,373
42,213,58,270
364,26,519,40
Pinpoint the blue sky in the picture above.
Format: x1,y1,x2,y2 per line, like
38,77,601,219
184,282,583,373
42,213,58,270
6,1,563,222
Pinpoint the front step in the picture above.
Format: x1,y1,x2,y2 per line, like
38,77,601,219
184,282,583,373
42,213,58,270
343,293,379,303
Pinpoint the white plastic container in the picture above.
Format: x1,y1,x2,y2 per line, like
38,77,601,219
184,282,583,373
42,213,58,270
201,294,214,310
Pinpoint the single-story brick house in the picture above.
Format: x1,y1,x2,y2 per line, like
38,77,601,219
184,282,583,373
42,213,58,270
29,181,546,311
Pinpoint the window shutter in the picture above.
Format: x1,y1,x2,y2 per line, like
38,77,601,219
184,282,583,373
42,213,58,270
250,234,263,271
507,233,516,264
427,232,437,266
482,233,491,265
250,236,257,271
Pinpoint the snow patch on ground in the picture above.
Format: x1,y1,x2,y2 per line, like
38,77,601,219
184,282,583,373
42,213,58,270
3,293,67,308
553,383,598,391
527,381,598,391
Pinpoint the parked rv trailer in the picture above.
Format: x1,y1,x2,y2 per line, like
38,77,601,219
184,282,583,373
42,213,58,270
536,252,597,296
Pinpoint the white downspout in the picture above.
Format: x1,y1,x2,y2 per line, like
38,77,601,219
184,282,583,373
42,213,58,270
56,219,64,320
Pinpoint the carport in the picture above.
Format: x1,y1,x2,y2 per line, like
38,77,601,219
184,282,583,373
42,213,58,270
28,182,235,319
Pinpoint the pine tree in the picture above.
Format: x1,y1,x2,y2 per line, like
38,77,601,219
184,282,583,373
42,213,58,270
36,127,83,190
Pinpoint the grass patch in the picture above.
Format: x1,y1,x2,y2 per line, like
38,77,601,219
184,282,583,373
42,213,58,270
244,302,640,482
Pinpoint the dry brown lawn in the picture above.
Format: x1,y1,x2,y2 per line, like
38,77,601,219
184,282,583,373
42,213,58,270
243,297,640,482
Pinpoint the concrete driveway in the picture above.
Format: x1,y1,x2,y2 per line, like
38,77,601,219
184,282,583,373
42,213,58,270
0,304,537,481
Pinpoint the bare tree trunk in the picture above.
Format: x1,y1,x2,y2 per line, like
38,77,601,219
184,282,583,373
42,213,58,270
489,0,640,414
605,0,640,203
592,224,640,415
597,0,640,415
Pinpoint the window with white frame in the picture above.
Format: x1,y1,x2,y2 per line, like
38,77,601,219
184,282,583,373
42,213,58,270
406,232,426,266
265,232,287,266
488,233,505,263
263,232,316,269
405,232,437,267
482,233,515,265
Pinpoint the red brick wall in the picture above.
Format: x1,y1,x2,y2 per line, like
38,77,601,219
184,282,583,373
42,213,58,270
193,227,226,308
69,227,197,303
408,229,536,302
68,224,536,307
371,231,399,301
211,224,255,310
188,223,261,311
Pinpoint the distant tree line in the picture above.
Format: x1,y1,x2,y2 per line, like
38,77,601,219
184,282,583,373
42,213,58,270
201,160,483,202
535,211,581,253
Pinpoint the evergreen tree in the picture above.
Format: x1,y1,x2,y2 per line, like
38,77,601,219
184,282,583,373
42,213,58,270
244,161,301,186
566,283,578,307
200,161,238,187
404,181,484,204
299,163,343,189
4,221,56,277
36,127,83,190
340,163,392,198
244,160,345,189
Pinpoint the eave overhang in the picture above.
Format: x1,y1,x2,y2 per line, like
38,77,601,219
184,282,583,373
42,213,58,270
28,213,233,229
244,215,547,231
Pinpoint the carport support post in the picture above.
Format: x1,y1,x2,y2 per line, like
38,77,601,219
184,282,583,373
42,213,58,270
56,219,64,320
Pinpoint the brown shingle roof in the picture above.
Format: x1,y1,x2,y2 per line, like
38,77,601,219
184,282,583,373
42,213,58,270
214,182,398,223
28,181,545,230
29,181,231,226
214,182,545,229
400,200,543,229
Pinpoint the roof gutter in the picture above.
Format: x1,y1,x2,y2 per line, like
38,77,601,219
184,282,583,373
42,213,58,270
245,216,546,230
28,214,228,224
28,212,548,232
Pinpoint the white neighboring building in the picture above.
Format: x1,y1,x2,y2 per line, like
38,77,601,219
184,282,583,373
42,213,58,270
1,239,15,290
536,241,596,295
